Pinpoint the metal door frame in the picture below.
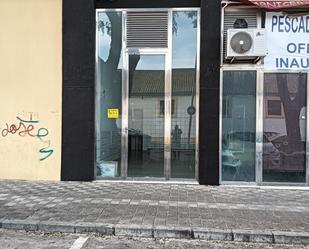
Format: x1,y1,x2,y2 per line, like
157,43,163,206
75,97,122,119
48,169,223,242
96,8,200,181
122,50,171,179
121,9,173,180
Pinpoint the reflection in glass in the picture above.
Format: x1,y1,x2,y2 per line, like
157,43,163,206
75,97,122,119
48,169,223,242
96,12,122,177
171,11,198,178
128,55,165,177
222,71,256,182
263,73,307,182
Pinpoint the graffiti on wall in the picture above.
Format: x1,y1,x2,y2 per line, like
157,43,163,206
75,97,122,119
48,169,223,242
1,113,54,161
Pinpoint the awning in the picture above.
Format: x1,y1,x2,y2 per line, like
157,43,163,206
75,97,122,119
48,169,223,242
241,0,309,9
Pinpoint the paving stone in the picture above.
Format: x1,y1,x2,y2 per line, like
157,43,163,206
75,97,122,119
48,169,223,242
0,180,308,245
273,231,309,245
74,222,97,233
193,227,233,241
153,226,192,239
233,229,274,243
1,219,38,231
38,221,75,233
115,224,153,237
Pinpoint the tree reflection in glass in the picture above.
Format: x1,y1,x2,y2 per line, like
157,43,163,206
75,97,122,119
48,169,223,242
96,12,123,177
263,73,307,182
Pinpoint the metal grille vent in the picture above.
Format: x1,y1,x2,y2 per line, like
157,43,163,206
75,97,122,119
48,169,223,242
223,9,258,62
126,11,168,48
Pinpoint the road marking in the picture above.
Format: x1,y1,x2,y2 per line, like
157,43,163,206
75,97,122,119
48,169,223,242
69,237,89,249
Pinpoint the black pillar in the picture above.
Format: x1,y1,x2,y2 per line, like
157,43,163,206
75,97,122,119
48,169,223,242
199,0,221,185
61,0,96,181
61,0,221,184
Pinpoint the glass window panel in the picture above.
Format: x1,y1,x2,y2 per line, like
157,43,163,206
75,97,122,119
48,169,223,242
160,99,175,116
222,71,256,182
263,73,307,183
159,100,164,115
96,11,123,178
128,55,165,177
171,11,198,178
268,100,282,116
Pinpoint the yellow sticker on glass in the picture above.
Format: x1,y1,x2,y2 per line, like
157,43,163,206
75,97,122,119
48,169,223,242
108,109,119,119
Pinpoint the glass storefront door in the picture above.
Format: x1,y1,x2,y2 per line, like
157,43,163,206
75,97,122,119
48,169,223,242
127,54,166,177
95,9,200,180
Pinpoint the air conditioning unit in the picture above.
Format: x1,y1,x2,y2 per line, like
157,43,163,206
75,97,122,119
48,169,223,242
226,28,267,58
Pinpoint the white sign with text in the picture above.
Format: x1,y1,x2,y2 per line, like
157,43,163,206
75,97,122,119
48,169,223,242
264,12,309,70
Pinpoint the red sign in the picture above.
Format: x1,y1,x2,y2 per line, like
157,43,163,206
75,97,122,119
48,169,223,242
242,0,309,9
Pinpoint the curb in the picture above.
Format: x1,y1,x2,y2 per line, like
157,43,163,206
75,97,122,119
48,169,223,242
193,227,233,241
1,219,309,245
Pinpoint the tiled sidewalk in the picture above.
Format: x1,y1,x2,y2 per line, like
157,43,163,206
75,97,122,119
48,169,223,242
0,180,309,244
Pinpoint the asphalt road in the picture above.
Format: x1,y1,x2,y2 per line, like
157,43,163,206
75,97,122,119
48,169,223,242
1,229,309,249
